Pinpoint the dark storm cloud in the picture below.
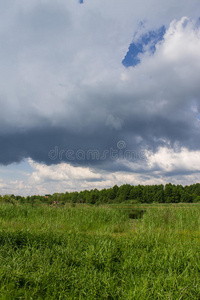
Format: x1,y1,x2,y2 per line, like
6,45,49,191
0,109,199,171
124,115,200,151
0,0,200,181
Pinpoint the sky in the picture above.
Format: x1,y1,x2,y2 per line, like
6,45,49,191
0,0,200,196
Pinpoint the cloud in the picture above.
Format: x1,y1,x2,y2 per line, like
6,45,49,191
1,146,200,196
0,1,200,194
1,16,200,167
0,16,200,147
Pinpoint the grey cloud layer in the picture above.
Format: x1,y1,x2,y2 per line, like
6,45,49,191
0,1,200,174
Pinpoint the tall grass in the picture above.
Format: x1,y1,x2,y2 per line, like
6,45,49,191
0,204,130,234
0,203,200,299
141,205,200,229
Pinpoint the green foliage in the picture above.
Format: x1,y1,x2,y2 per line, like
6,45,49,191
193,195,200,203
1,182,200,207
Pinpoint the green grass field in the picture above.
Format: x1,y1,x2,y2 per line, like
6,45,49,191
0,203,200,299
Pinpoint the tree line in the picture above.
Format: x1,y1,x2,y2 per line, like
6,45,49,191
1,183,200,205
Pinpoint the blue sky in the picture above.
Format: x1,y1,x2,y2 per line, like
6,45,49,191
0,0,200,195
122,26,166,67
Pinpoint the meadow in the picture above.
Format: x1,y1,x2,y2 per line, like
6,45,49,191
0,203,200,299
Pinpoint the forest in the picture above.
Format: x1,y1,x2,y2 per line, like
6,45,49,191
1,183,200,204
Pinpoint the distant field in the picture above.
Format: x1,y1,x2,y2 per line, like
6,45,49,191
0,203,200,299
